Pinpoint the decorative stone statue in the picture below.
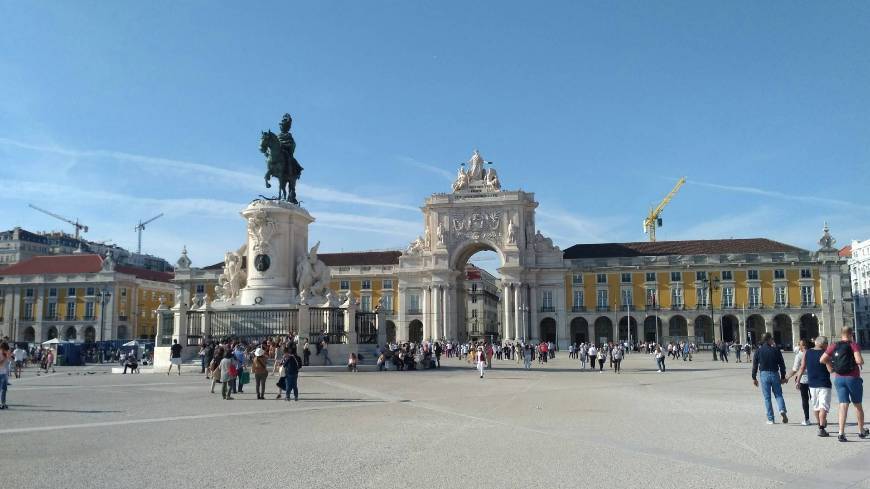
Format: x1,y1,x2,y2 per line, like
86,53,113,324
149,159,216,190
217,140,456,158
507,218,517,244
216,245,247,301
437,222,445,245
247,209,276,253
176,246,192,269
485,165,501,191
452,166,469,192
296,241,332,302
405,235,427,255
818,222,837,251
260,113,304,203
468,149,485,180
101,250,115,272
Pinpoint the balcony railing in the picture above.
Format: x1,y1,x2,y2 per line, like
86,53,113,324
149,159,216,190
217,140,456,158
571,305,586,313
65,315,76,321
406,309,422,315
646,305,660,311
596,305,610,312
748,303,764,309
118,315,128,321
801,302,817,308
83,315,96,320
540,306,555,313
44,315,60,321
695,304,709,310
671,304,685,311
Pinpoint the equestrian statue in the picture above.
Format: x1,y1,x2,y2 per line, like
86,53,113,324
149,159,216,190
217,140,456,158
260,113,304,203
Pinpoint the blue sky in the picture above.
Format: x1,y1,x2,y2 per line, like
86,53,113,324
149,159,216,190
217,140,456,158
1,1,868,270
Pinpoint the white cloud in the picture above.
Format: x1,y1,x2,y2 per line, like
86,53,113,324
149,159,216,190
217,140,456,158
689,179,870,213
397,155,454,181
0,137,419,211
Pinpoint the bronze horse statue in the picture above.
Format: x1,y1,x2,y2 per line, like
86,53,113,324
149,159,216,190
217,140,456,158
259,129,301,203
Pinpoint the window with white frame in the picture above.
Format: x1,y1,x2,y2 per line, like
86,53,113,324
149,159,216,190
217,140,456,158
671,287,683,307
775,286,787,306
339,280,349,290
621,288,632,306
382,279,393,289
696,287,708,307
47,302,57,319
67,287,76,297
748,269,759,280
407,293,420,313
360,295,372,312
696,271,707,281
670,271,681,282
645,272,656,282
646,287,658,307
49,288,57,297
596,289,608,308
721,271,733,281
23,302,33,320
597,273,607,284
381,294,393,312
801,286,814,305
66,301,75,319
361,279,371,290
621,273,632,283
774,269,785,280
25,288,34,297
195,284,205,294
85,302,95,318
800,268,812,279
86,287,95,296
573,289,584,308
542,290,554,311
572,273,583,285
721,287,734,308
748,287,761,307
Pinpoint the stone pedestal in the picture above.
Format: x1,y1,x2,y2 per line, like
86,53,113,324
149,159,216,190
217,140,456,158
239,200,314,306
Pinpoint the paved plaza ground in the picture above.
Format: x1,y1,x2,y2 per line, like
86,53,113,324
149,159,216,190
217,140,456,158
1,352,869,489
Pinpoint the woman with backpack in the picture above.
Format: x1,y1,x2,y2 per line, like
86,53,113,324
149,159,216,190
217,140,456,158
219,351,238,400
821,326,869,442
655,345,666,372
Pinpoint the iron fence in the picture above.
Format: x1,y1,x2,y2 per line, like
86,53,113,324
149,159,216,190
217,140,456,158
355,312,378,344
309,307,346,344
185,311,203,346
207,309,299,343
157,310,174,346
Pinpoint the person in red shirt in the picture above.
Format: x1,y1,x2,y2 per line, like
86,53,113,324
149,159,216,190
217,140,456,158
821,326,869,442
538,342,548,365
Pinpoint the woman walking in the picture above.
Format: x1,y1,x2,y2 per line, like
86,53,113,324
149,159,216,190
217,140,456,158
0,342,11,409
209,347,224,394
786,339,811,425
476,347,486,379
219,351,237,400
579,344,588,370
588,344,598,371
597,345,606,372
252,347,268,400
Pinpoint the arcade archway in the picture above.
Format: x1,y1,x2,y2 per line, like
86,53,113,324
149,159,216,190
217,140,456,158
668,315,688,338
539,317,556,343
643,316,662,342
746,315,765,344
799,314,819,342
594,316,613,344
772,314,791,346
694,315,713,343
721,315,739,343
570,317,588,344
618,316,638,341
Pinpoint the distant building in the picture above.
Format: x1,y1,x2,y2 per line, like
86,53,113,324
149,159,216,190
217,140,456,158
846,239,870,345
0,254,174,343
0,227,173,272
464,264,500,341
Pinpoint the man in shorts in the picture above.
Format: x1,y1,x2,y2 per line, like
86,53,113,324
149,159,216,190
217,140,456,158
167,339,183,376
821,326,868,442
795,336,833,436
12,344,27,379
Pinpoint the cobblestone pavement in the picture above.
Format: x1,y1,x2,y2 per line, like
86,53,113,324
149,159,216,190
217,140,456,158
1,352,868,488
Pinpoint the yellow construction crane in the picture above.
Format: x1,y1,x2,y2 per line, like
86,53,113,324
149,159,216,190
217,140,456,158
643,177,686,242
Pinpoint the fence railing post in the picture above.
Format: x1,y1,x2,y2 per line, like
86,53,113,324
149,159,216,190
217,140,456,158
345,305,357,347
297,304,310,341
376,309,387,347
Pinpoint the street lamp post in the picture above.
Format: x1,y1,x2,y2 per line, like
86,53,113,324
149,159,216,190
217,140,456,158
518,304,529,343
97,287,112,362
701,276,720,359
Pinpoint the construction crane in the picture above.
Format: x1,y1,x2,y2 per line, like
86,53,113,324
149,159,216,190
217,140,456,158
643,177,686,242
134,213,164,254
28,204,89,240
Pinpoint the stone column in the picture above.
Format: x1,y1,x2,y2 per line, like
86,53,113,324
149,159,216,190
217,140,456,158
376,308,387,347
396,287,407,342
442,285,450,340
738,318,747,345
432,286,441,342
791,319,801,348
502,282,513,340
514,284,522,340
528,284,538,342
422,286,431,341
587,321,595,345
34,286,45,339
687,318,696,340
612,318,618,343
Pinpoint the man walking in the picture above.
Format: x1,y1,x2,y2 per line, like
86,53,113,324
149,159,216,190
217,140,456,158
283,348,302,401
751,333,788,424
12,344,27,379
820,326,868,442
167,339,182,376
794,336,833,437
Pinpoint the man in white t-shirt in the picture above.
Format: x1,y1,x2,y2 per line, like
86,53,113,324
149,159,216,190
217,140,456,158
12,346,27,379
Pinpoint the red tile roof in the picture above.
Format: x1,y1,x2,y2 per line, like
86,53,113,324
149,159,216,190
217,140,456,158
115,265,174,283
839,245,852,258
0,254,102,275
0,255,173,283
563,238,805,260
319,251,402,267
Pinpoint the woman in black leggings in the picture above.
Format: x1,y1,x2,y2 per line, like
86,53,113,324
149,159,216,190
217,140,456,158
786,340,811,425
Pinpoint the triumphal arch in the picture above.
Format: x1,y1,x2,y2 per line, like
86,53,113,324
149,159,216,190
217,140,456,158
396,150,566,343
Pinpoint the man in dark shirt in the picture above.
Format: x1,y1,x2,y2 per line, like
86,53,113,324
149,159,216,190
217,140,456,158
167,339,183,376
283,350,302,402
752,333,788,424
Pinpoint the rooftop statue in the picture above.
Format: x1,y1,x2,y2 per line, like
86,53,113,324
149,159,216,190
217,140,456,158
260,113,304,203
452,149,501,192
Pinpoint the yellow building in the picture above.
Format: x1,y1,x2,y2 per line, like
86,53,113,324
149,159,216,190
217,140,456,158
0,254,174,343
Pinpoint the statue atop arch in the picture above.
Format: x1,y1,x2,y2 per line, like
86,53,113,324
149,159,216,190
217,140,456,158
452,149,501,193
